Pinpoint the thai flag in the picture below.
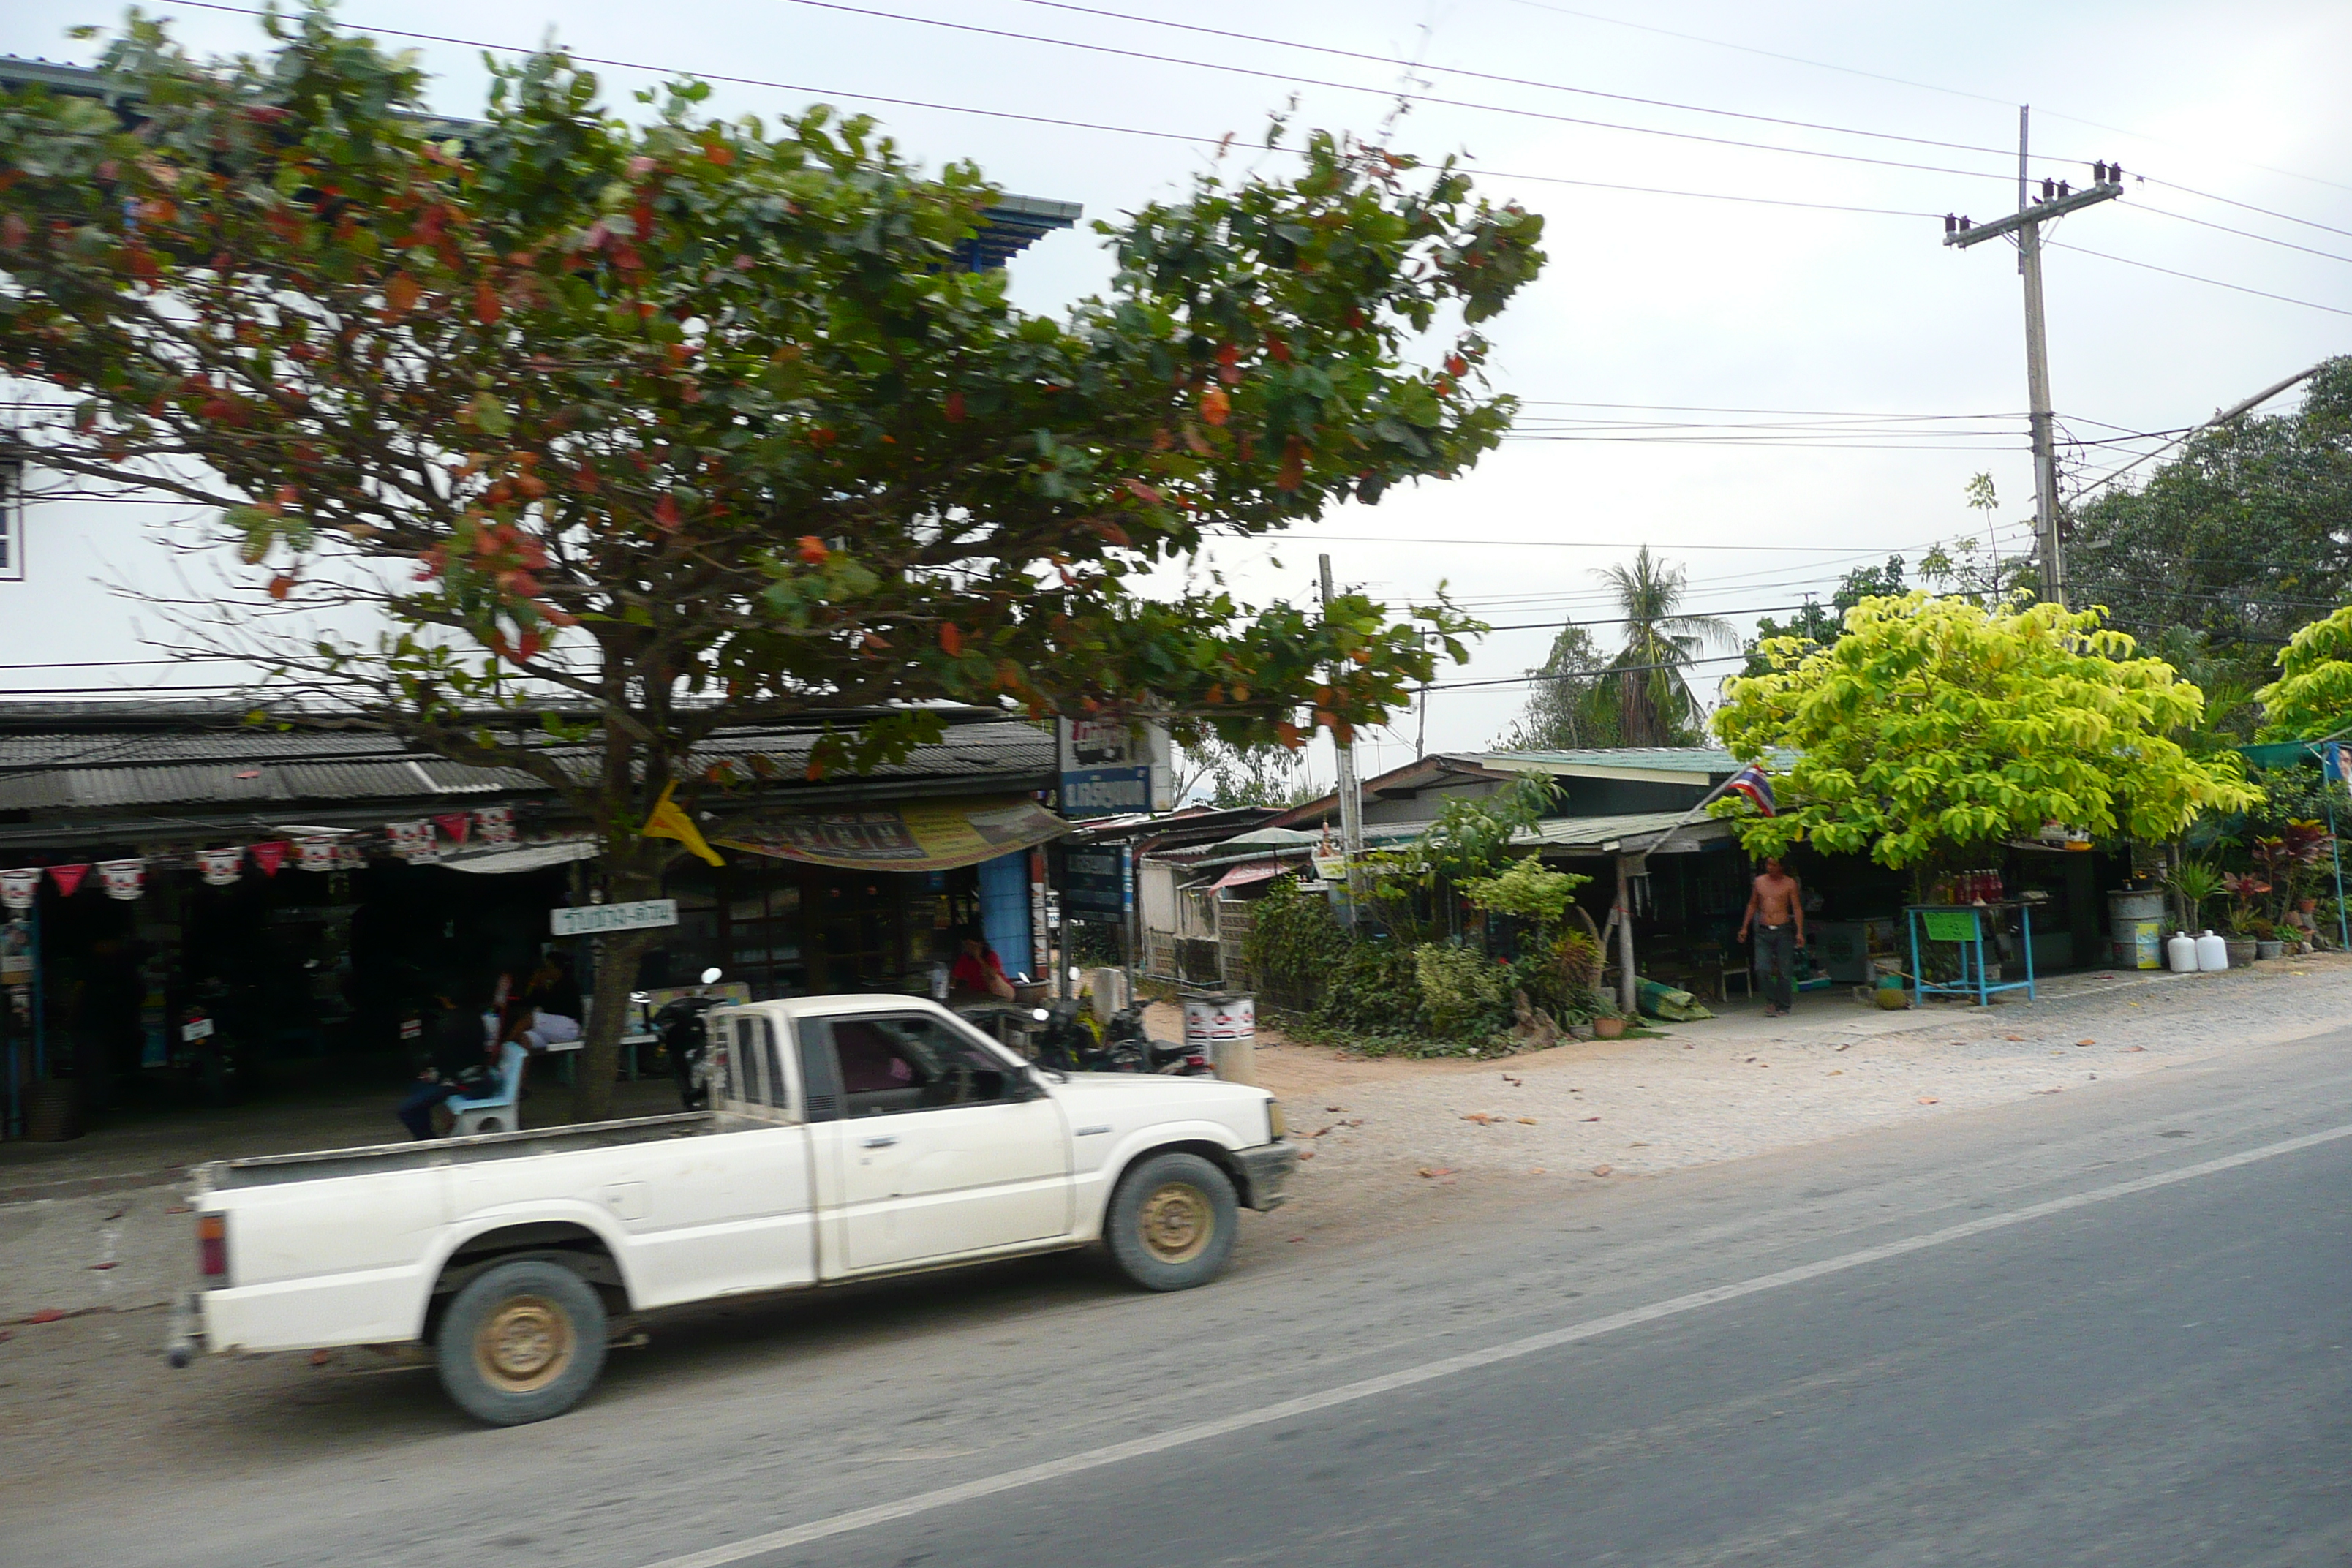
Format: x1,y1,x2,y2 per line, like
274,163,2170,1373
1726,764,1776,816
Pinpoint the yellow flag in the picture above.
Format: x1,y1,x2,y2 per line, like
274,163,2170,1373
643,783,724,867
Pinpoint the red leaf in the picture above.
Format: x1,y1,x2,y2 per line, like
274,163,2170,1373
473,280,502,325
704,139,736,166
24,1308,65,1324
516,630,542,662
939,623,964,657
2,213,28,250
266,575,295,600
382,272,421,318
653,494,682,531
1274,720,1301,750
1121,478,1164,505
796,535,829,564
1215,343,1240,367
1200,388,1231,426
1446,355,1468,377
943,391,966,423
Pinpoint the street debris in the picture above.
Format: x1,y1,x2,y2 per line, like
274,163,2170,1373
1917,1096,1940,1104
1580,1115,1601,1122
1417,1167,1454,1179
1517,1117,1537,1126
1461,1112,1503,1125
2077,1038,2097,1046
1590,1164,1613,1177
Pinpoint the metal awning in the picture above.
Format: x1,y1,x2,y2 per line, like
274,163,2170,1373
1202,859,1289,892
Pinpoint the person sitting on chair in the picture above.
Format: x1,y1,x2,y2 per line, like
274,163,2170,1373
396,981,495,1139
947,927,1016,1002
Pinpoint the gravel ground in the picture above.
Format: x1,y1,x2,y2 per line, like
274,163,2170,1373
1221,954,2352,1237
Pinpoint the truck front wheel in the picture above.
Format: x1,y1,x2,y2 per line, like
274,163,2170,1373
1105,1151,1239,1291
435,1259,608,1426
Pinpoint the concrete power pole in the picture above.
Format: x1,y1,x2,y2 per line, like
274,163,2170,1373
1319,554,1368,927
1944,108,2125,610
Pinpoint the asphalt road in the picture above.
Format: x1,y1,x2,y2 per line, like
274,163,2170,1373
12,1026,2352,1567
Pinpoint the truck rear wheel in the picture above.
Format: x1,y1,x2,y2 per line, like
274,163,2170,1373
1105,1151,1238,1292
435,1259,608,1426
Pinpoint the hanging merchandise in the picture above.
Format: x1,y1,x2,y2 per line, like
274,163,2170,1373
433,813,472,845
49,864,91,897
336,843,368,870
99,859,146,901
195,847,244,886
249,840,289,878
1,867,38,911
475,805,516,846
296,837,339,874
385,821,433,859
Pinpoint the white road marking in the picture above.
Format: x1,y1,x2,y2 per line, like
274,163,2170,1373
641,1122,2352,1568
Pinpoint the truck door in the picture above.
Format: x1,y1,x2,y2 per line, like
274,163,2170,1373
801,1011,1071,1273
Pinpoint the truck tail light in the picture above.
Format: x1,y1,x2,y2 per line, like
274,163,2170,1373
197,1213,228,1282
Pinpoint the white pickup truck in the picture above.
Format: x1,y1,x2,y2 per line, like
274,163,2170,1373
169,995,1294,1425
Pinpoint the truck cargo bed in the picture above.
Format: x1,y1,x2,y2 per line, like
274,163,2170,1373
195,1112,723,1191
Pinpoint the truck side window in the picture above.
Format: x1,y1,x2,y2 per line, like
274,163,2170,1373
831,1015,1019,1119
736,1017,789,1112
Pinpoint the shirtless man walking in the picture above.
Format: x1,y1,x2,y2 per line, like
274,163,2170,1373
1737,857,1806,1017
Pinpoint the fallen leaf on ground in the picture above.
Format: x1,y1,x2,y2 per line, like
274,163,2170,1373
102,1208,126,1222
1590,1164,1613,1177
1836,1042,1853,1052
1917,1096,1940,1104
1628,1141,1651,1147
1295,1148,1315,1160
1502,1074,1522,1085
2005,1035,2025,1041
1303,1126,1330,1138
1289,1236,1305,1243
1517,1117,1538,1126
1343,1118,1363,1127
1417,1167,1453,1179
1324,1105,1343,1112
164,1205,190,1215
1828,1069,1843,1076
309,1349,333,1367
23,1309,64,1324
86,1262,117,1271
2035,1087,2064,1095
1580,1115,1602,1122
1462,1112,1501,1125
1530,1167,1546,1175
2125,1045,2146,1052
2077,1038,2097,1046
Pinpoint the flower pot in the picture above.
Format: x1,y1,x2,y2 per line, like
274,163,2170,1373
2224,936,2258,968
1592,1016,1627,1039
2255,939,2285,961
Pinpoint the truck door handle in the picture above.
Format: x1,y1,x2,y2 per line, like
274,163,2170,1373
862,1135,897,1149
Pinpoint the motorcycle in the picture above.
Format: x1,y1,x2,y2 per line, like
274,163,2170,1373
1032,998,1210,1077
656,966,728,1110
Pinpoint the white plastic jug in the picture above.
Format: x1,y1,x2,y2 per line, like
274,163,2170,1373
2166,930,2198,973
2195,930,2229,971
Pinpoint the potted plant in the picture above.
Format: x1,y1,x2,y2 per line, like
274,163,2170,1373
2164,859,2224,936
2220,872,2269,966
1591,1000,1628,1039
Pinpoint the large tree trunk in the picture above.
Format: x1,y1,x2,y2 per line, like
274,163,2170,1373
571,862,666,1123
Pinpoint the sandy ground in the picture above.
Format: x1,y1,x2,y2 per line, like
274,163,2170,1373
1147,954,2352,1248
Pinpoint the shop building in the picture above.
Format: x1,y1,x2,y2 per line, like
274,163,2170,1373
0,704,1060,1137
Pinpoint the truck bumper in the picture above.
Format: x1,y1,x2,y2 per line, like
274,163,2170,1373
1231,1142,1298,1212
166,1290,203,1368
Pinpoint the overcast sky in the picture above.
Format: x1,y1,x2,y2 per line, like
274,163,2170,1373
7,0,2348,772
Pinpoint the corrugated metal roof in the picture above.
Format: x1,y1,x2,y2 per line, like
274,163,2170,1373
1482,747,1742,775
1514,811,1736,852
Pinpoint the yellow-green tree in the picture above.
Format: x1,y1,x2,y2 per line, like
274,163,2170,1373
1714,595,2259,870
2256,606,2352,742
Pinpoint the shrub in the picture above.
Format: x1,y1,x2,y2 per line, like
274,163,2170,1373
1243,875,1351,1013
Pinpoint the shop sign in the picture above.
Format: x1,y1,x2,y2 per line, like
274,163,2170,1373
1,920,30,985
1057,718,1171,819
551,898,679,937
717,796,1068,872
1063,845,1130,921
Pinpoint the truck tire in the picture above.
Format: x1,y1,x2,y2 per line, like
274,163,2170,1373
434,1259,608,1426
1104,1151,1239,1292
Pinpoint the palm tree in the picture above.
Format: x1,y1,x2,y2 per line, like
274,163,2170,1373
1595,546,1736,746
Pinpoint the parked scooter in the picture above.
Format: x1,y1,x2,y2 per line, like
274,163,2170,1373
1105,1003,1213,1076
1032,998,1209,1076
657,966,728,1110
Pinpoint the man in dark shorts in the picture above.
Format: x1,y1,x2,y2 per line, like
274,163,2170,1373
1737,858,1806,1017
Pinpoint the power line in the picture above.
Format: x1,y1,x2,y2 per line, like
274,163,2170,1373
2046,241,2352,318
148,1,1949,223
2143,176,2352,244
2129,202,2352,268
1011,0,2028,163
1506,0,2352,201
777,0,2025,184
1515,400,2028,418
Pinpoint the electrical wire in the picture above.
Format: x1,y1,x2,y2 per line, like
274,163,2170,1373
2046,242,2352,318
772,0,2025,184
2141,176,2352,244
2129,202,2352,268
1008,0,2027,163
148,1,1950,222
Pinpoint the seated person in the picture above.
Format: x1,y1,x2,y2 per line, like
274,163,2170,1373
947,927,1015,1002
396,982,495,1139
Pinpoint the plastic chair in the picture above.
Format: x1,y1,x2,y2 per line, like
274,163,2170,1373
448,1041,528,1137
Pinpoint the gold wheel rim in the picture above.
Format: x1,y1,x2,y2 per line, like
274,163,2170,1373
1138,1180,1214,1265
474,1294,575,1394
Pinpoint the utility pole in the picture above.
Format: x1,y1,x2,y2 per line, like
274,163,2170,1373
1319,554,1368,927
1944,108,2125,610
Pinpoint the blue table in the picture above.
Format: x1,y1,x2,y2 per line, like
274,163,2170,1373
1907,902,2038,1007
